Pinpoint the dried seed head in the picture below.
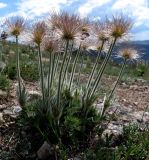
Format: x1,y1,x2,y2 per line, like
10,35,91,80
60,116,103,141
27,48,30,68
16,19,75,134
118,48,140,60
50,11,82,41
110,15,133,39
32,21,47,45
94,20,111,42
5,16,25,36
42,37,59,53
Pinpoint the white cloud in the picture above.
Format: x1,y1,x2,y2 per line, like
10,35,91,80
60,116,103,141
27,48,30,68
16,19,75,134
78,0,112,18
0,2,7,8
112,0,146,9
112,0,149,27
15,0,75,19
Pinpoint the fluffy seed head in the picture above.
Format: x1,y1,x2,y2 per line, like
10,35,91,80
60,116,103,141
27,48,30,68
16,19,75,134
5,16,25,36
110,15,133,39
32,21,46,45
42,37,59,53
50,11,82,41
94,20,111,42
118,48,139,60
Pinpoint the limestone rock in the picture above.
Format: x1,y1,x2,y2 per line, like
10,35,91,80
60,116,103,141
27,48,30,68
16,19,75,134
0,104,7,110
102,123,123,138
37,141,52,160
28,90,41,101
0,90,7,97
3,105,22,118
0,113,4,124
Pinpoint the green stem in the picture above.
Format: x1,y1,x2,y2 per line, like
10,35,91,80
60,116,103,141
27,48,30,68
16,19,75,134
57,40,69,107
0,43,3,62
50,53,56,90
68,44,81,90
76,49,83,85
16,36,21,97
86,40,105,97
108,58,127,100
47,52,52,96
53,53,60,78
89,38,117,98
62,42,74,87
38,44,45,102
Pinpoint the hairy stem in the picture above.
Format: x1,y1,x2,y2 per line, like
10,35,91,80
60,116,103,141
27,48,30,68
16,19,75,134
76,49,84,85
57,40,69,107
47,51,52,96
62,42,74,87
68,44,81,90
86,40,105,97
53,53,60,78
108,58,127,100
50,53,56,90
38,44,45,101
89,38,117,98
16,35,21,97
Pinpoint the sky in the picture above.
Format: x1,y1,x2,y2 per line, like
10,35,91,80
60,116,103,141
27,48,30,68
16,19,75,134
0,0,149,41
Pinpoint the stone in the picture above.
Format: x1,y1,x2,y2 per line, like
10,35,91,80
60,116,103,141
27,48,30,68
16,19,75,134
0,90,7,97
37,141,52,160
0,104,7,110
101,122,123,145
102,123,123,137
28,90,41,101
131,111,149,123
0,113,4,124
12,105,22,113
3,105,22,118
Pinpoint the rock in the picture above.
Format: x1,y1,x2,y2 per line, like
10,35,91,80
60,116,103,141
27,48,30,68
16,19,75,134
130,111,149,123
0,104,7,110
133,102,138,106
0,113,4,124
101,122,123,145
0,90,7,97
12,105,22,113
3,105,22,118
3,109,13,115
28,90,41,101
37,141,52,160
102,123,123,138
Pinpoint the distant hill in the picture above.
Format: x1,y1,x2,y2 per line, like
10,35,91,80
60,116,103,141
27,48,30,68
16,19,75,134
87,41,149,61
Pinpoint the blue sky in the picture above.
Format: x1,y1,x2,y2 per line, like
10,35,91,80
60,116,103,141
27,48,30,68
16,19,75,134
0,0,149,41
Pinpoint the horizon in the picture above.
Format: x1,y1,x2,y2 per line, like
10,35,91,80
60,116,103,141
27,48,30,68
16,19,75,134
0,0,149,41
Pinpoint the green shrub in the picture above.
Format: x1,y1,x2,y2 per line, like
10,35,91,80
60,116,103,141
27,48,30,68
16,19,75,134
83,124,149,160
21,62,39,82
134,64,147,77
116,124,149,160
0,75,10,91
7,63,17,79
6,62,39,81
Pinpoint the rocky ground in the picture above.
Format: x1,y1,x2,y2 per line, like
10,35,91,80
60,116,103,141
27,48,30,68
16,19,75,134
0,77,149,159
